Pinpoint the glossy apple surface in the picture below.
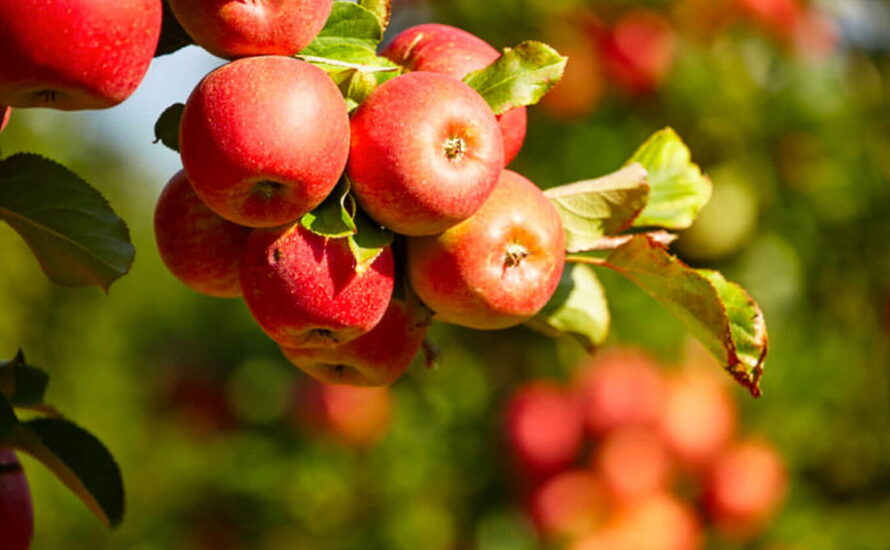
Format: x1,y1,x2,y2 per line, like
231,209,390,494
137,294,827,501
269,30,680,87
154,170,251,298
0,449,33,550
348,71,504,236
407,170,565,329
0,0,161,110
180,56,349,228
382,23,527,165
168,0,332,59
240,223,394,349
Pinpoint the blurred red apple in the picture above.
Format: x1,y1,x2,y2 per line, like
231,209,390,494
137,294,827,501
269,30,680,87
180,56,349,228
0,0,161,110
606,493,702,550
292,382,392,447
593,426,673,503
599,10,677,95
168,0,332,59
737,0,803,37
382,23,527,165
407,169,565,329
157,366,239,439
530,469,608,540
505,382,585,480
240,223,394,349
348,71,504,236
0,106,10,133
539,13,604,119
0,449,33,550
154,170,251,298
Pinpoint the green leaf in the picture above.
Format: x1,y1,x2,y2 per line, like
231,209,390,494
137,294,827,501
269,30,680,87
357,0,392,30
0,154,135,290
302,1,383,54
463,41,567,115
300,179,357,238
348,209,393,274
153,103,184,152
627,128,712,230
154,2,194,57
0,350,49,408
0,392,17,443
525,263,610,351
544,163,650,253
590,234,767,396
9,418,124,528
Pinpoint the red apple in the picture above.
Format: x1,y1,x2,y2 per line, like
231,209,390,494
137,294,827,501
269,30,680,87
659,369,737,468
599,10,677,95
505,383,585,480
292,381,392,447
705,439,788,540
157,366,239,439
593,426,673,503
0,0,161,110
382,23,527,165
573,348,666,435
540,38,604,120
347,71,504,236
167,0,332,59
737,0,803,37
407,169,564,329
154,170,251,298
0,106,10,133
240,222,394,349
280,297,430,386
180,56,349,228
530,469,608,540
0,449,33,550
600,493,702,550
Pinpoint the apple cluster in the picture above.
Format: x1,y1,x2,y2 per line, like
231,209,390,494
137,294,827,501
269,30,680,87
154,6,567,387
505,348,788,549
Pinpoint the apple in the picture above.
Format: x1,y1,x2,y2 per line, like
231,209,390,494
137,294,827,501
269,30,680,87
0,106,10,133
158,365,239,439
600,493,702,550
737,0,803,37
593,426,673,503
705,439,788,540
598,10,677,95
180,56,349,228
0,449,33,550
382,23,527,165
406,169,565,329
239,222,394,349
291,381,392,447
167,0,332,59
154,170,251,298
347,71,504,236
539,38,604,120
573,348,666,435
0,0,161,110
280,297,430,386
505,382,585,480
529,469,608,540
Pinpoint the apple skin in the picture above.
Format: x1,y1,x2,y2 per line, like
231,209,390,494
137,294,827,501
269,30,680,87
599,10,676,95
593,426,673,504
529,469,608,540
382,23,527,165
154,170,251,298
0,449,33,550
0,0,161,110
407,169,565,329
280,298,429,386
347,71,504,236
167,0,332,59
0,106,10,133
292,381,392,447
180,56,349,228
240,222,394,349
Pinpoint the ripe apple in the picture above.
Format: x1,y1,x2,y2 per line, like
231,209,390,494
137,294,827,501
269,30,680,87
505,382,584,481
598,10,677,95
280,297,430,386
593,426,673,503
407,169,565,329
0,449,33,550
347,71,504,236
167,0,332,59
705,439,788,540
529,469,608,540
0,106,10,133
240,222,394,349
573,348,666,435
382,23,527,165
0,0,161,110
601,492,702,550
292,381,392,447
154,170,251,298
180,56,349,228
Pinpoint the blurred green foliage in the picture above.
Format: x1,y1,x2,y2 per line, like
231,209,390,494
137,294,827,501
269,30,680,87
2,0,890,549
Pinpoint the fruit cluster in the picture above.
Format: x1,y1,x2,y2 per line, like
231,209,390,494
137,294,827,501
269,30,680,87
505,347,788,549
155,7,567,387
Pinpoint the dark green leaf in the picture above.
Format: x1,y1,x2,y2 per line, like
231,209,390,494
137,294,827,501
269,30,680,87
9,418,125,528
463,41,567,115
300,179,356,238
627,128,712,230
0,393,17,443
153,103,184,152
357,0,392,30
590,234,767,396
154,2,194,57
0,154,135,290
0,350,49,408
348,209,393,273
525,263,610,351
544,163,650,252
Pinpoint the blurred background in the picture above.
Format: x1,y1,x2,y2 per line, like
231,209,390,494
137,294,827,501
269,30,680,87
1,0,890,548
